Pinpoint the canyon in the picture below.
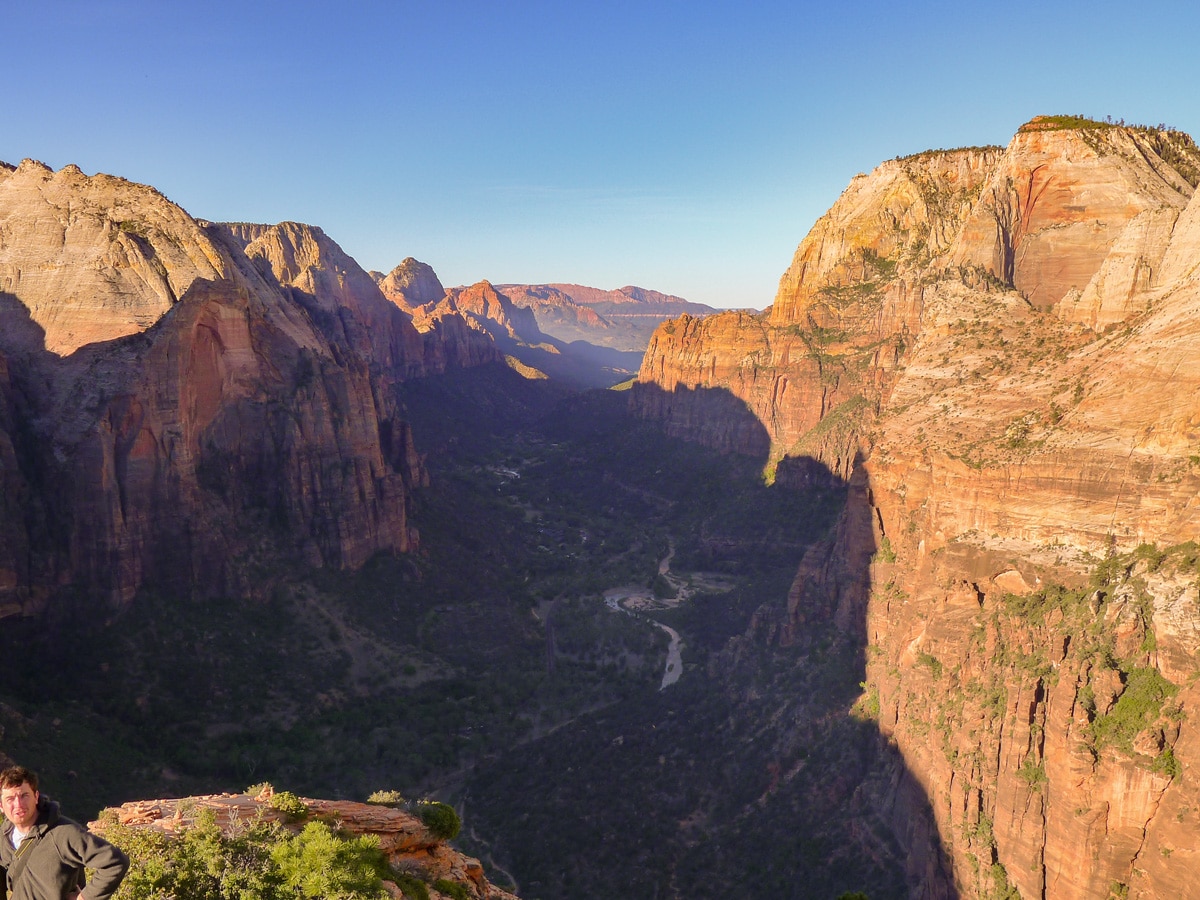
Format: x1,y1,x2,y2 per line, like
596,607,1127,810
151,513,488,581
2,114,1199,900
633,116,1200,898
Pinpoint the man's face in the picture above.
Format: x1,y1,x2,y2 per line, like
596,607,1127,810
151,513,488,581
1,782,39,830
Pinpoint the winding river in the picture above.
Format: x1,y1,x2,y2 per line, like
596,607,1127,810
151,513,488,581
602,540,687,690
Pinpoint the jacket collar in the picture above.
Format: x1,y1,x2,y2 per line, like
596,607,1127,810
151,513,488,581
3,796,58,840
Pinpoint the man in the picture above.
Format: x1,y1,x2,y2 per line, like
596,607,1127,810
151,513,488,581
0,766,128,900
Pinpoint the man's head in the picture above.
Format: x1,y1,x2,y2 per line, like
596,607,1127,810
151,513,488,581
0,766,41,830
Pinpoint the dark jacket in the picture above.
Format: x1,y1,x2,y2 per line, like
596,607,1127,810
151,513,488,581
0,796,128,900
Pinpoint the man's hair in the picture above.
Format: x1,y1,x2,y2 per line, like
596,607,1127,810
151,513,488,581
0,766,38,792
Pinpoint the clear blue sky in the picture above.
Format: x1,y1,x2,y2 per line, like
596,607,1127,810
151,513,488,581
4,0,1198,309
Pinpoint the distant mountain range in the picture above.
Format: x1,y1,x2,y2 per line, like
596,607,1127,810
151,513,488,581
374,259,717,388
491,283,718,352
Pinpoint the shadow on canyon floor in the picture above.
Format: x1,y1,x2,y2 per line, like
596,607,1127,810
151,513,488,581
460,382,958,900
0,363,957,899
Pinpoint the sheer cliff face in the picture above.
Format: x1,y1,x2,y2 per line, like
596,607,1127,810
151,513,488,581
374,262,506,370
0,160,233,355
635,120,1200,898
0,160,486,613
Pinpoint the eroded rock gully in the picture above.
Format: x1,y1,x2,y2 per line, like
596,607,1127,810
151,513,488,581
635,117,1200,898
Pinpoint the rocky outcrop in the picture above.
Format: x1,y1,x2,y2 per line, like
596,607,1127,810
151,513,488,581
496,283,717,352
374,261,505,371
444,281,544,344
376,256,448,310
634,117,1200,898
95,791,519,900
949,119,1197,326
216,221,429,378
0,160,506,613
0,159,232,355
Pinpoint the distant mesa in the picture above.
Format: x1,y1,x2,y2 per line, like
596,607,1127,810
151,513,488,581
372,262,718,388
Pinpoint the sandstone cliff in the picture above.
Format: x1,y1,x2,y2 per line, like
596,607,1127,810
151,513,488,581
376,256,449,310
634,117,1200,899
374,259,507,371
0,160,502,613
0,159,232,355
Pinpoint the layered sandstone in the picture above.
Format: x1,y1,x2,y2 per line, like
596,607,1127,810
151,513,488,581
0,160,505,613
374,261,506,371
0,159,232,355
634,118,1200,898
95,791,519,900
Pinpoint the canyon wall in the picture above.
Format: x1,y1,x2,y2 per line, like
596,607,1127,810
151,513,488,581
634,117,1200,898
0,160,498,614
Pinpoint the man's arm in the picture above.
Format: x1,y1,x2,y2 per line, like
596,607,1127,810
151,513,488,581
57,826,129,900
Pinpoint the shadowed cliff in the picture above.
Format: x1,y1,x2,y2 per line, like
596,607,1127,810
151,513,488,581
631,117,1200,899
460,383,956,900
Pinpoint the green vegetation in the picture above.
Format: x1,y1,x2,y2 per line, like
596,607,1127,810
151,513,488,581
95,811,392,900
1016,758,1047,791
1019,114,1116,132
417,801,461,840
1090,667,1179,754
366,790,405,807
269,791,310,822
915,651,943,680
433,880,471,900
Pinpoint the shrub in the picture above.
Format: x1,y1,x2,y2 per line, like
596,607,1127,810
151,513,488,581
1017,758,1047,791
434,879,471,900
271,822,390,899
97,811,391,900
1090,667,1179,753
393,873,430,900
418,802,461,841
366,790,406,807
269,791,310,822
99,811,398,900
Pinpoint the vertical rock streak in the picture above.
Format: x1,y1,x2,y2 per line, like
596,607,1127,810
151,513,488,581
0,160,501,612
634,117,1200,897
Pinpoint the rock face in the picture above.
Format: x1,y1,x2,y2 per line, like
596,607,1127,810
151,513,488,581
494,283,717,352
634,118,1200,898
374,261,508,371
376,256,448,310
0,160,498,613
95,791,519,900
0,159,232,355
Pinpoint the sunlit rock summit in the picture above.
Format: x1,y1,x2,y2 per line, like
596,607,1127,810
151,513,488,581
0,160,492,613
634,115,1200,898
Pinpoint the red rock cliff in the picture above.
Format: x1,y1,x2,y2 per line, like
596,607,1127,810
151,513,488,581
0,160,498,613
634,117,1200,898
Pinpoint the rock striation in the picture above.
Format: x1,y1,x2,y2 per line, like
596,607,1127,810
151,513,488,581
0,160,500,614
634,117,1200,898
95,791,519,900
0,159,231,355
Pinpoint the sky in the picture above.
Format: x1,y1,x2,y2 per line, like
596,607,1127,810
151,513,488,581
4,0,1199,310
